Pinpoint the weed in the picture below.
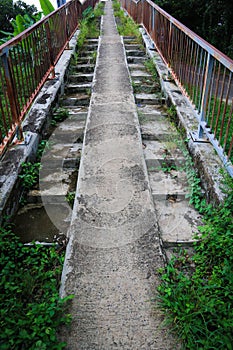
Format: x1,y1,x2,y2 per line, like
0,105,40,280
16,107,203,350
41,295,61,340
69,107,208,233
113,0,141,39
66,191,76,208
90,50,97,64
51,107,69,126
144,59,159,82
158,141,233,348
77,3,104,50
0,227,73,349
166,104,177,121
19,162,41,190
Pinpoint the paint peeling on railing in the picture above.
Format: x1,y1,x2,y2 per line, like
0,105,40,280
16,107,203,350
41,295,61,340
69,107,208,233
121,0,233,175
0,0,97,155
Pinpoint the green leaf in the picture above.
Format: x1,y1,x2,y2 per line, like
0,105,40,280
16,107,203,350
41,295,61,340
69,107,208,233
39,0,55,16
14,14,26,35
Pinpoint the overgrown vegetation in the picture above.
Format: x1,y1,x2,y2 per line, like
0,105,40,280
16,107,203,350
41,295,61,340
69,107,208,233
158,140,233,348
76,3,104,50
0,226,72,349
18,139,49,202
51,107,70,126
113,0,141,39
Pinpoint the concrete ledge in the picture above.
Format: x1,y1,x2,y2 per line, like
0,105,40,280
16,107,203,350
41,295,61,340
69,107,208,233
141,28,225,204
0,31,79,221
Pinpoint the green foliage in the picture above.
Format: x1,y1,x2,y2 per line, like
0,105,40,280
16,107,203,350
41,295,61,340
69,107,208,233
154,0,233,58
19,162,41,190
0,0,38,37
39,0,55,16
144,59,159,81
65,191,75,208
19,139,50,193
51,107,69,126
0,227,72,349
77,3,104,50
158,166,233,349
113,1,141,38
0,0,53,43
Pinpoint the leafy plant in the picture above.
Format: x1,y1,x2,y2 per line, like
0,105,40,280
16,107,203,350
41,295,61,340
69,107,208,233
113,0,141,39
51,107,69,126
39,0,55,16
0,227,72,349
144,59,159,81
19,162,41,190
158,162,233,348
75,2,104,53
66,191,75,208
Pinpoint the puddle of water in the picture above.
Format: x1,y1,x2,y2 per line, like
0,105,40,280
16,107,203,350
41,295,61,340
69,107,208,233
12,204,70,243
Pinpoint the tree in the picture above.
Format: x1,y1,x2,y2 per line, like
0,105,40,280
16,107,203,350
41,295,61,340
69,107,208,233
0,0,38,37
0,0,14,34
13,1,38,17
154,0,233,58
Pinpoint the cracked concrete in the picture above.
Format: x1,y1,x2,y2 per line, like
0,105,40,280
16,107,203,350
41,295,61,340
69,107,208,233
60,1,179,348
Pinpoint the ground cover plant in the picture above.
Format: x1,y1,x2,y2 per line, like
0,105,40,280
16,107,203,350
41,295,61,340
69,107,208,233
0,226,72,349
158,149,233,349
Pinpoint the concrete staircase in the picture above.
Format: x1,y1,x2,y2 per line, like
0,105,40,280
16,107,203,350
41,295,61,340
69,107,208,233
124,36,202,260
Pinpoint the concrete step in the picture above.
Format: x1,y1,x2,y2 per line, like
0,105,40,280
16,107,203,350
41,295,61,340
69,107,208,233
154,199,202,247
130,69,151,77
62,107,88,116
68,73,94,83
123,36,138,43
128,63,146,71
65,83,92,94
61,94,90,106
135,93,165,105
41,141,83,166
141,124,178,141
125,50,145,57
143,140,185,168
76,57,96,64
48,118,85,143
39,169,76,196
84,44,99,50
79,50,96,57
139,114,177,130
72,64,95,73
124,44,143,50
127,56,147,64
149,170,189,201
134,85,160,94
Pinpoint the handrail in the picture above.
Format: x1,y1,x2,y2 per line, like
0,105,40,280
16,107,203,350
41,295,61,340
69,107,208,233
121,0,233,176
0,0,97,155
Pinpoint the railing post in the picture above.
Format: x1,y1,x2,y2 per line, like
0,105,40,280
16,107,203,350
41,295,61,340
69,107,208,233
197,53,214,139
45,21,55,78
168,21,173,67
1,50,19,126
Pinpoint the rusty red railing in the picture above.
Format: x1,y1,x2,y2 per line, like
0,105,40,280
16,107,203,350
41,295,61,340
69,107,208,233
0,0,97,155
121,0,233,176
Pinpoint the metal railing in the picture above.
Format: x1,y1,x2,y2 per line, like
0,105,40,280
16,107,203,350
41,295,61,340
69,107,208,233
0,0,97,155
121,0,233,176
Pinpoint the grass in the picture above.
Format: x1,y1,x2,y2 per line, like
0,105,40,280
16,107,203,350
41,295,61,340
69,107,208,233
77,3,104,50
158,139,233,349
113,0,141,39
